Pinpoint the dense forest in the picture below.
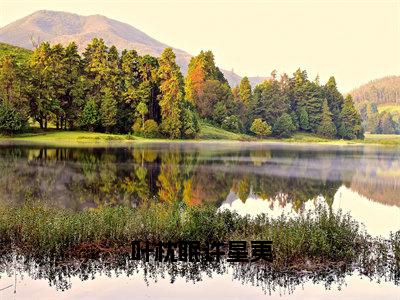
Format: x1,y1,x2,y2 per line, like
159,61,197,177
0,38,363,139
351,76,400,106
350,76,400,134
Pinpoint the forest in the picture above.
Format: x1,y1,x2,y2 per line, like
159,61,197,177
0,38,363,140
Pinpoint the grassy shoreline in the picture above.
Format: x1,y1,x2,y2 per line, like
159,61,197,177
0,126,399,147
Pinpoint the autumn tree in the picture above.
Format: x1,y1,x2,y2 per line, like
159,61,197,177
239,76,252,107
158,48,184,138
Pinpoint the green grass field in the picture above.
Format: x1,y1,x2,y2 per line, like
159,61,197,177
1,125,399,147
378,104,400,114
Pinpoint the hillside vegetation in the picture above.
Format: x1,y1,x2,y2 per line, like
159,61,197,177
0,38,363,142
350,76,400,106
0,42,31,64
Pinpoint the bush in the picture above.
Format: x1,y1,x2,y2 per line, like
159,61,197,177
0,101,27,134
221,115,243,133
272,113,296,138
132,119,142,134
250,118,271,138
142,119,159,138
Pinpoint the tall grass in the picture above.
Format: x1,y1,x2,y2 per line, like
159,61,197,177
0,200,398,272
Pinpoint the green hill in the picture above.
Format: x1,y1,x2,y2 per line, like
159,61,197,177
0,42,32,64
350,76,400,106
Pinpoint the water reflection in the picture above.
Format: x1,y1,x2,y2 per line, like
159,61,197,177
0,143,399,237
0,250,398,297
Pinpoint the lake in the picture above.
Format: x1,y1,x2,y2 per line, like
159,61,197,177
0,142,399,299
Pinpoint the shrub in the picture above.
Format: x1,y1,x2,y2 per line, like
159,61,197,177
0,101,27,134
250,118,271,138
132,119,142,134
142,119,159,138
222,115,243,133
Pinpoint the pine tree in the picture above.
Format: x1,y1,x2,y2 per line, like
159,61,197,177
272,113,296,138
324,76,344,130
298,106,310,131
339,95,364,139
100,88,117,132
317,99,337,138
158,48,184,138
81,96,99,131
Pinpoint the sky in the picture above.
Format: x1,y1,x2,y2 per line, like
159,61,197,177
0,0,399,92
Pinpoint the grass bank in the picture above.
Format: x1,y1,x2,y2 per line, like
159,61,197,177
0,126,399,147
0,201,398,272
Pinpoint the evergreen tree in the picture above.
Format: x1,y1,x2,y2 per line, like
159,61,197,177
63,42,85,129
100,88,117,132
317,99,337,138
298,106,310,131
251,79,289,126
80,96,99,131
272,113,296,138
83,38,110,98
339,95,364,139
323,76,344,130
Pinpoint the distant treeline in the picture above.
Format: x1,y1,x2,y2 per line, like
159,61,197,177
358,102,400,134
0,38,363,139
351,75,400,134
351,76,400,106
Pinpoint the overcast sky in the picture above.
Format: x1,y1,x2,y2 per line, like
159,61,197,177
1,0,399,92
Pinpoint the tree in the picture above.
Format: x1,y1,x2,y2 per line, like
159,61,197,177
239,76,252,107
63,42,85,129
185,50,232,120
83,38,110,107
158,48,184,138
339,95,364,139
377,112,396,134
181,104,200,138
212,101,227,125
29,42,56,128
80,97,98,131
317,99,337,138
0,55,29,121
100,88,117,132
323,76,344,130
135,101,148,130
251,79,289,126
272,113,296,138
250,118,272,137
298,106,310,131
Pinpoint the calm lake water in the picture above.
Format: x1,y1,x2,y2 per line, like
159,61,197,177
0,142,399,299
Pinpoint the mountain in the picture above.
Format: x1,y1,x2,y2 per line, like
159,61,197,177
350,76,400,106
0,10,266,87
